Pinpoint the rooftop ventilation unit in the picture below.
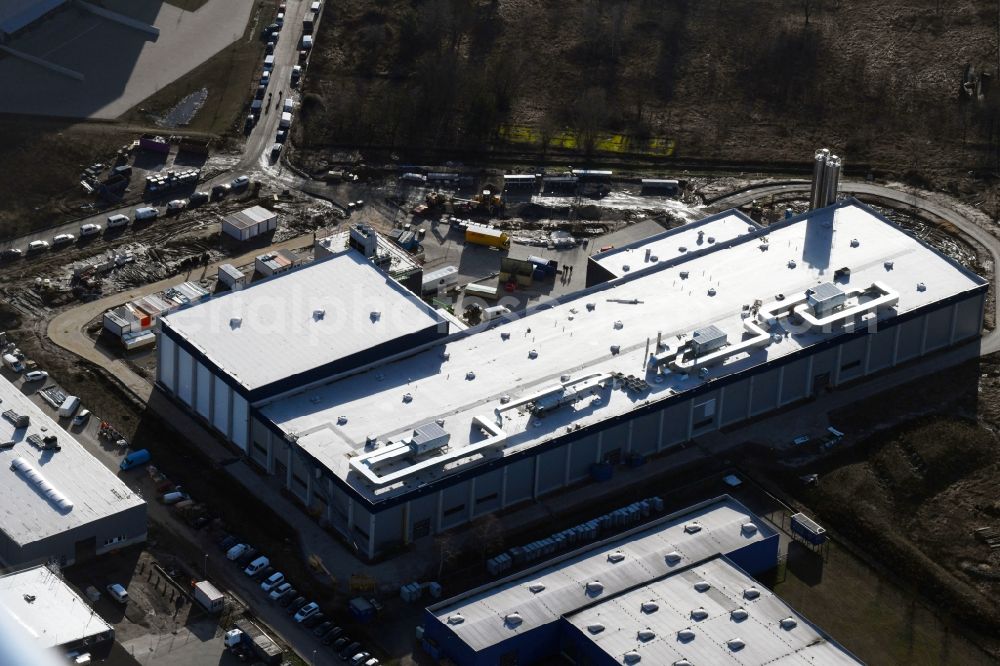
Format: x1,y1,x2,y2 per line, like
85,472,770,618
806,282,847,316
587,623,605,634
690,608,708,621
637,629,655,642
693,581,711,592
313,309,325,320
585,581,604,596
624,652,641,664
780,617,798,630
727,638,746,651
504,612,523,627
229,317,242,329
641,601,659,613
446,613,464,625
2,409,28,428
664,551,682,565
677,628,696,642
731,608,749,621
10,457,73,512
743,587,761,599
690,325,727,354
410,421,450,454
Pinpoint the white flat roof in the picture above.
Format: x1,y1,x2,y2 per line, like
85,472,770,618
566,555,861,665
224,205,276,231
592,210,758,279
262,201,984,501
0,377,144,550
161,252,443,393
0,565,112,650
428,496,775,652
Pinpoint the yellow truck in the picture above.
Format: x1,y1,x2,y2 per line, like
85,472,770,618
465,224,510,250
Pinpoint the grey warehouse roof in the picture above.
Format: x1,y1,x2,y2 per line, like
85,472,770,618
260,201,985,503
0,565,112,650
428,496,775,652
223,205,276,231
161,252,444,392
566,555,861,665
0,376,144,549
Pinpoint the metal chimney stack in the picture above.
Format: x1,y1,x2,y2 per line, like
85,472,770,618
809,149,830,210
809,148,841,210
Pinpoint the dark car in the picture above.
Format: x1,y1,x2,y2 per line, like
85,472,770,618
339,642,361,661
332,637,351,652
261,23,279,38
234,547,258,568
321,627,344,644
250,565,274,581
265,41,275,54
189,191,210,207
211,184,231,199
255,85,267,100
277,588,298,606
0,248,23,260
231,175,250,190
286,597,306,615
303,612,325,629
218,535,238,552
313,621,334,637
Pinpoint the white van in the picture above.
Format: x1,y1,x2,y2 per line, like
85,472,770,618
282,97,294,113
79,223,102,237
279,112,292,129
2,353,24,373
58,395,81,418
264,54,275,70
310,1,321,12
107,214,130,229
134,207,158,221
244,556,269,576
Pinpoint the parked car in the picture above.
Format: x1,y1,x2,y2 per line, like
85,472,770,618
265,41,275,54
226,543,250,561
166,199,188,213
269,582,293,601
231,175,250,190
313,621,334,638
303,612,325,629
363,659,380,666
52,233,75,246
218,535,238,552
72,409,91,427
1,248,23,260
331,637,351,652
244,556,269,576
293,601,319,623
260,572,284,592
270,143,282,160
27,240,50,253
349,653,371,666
321,627,344,644
277,589,299,607
275,12,284,27
23,371,48,383
235,547,259,568
339,642,361,661
106,583,128,604
291,65,302,84
189,191,210,206
107,213,130,229
211,183,231,199
286,596,306,614
79,223,102,237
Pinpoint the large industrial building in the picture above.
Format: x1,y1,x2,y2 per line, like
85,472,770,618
157,199,986,560
422,496,860,666
0,565,115,660
0,0,68,42
0,376,147,568
156,250,448,453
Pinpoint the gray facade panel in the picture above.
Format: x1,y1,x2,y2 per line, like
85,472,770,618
630,412,659,456
536,447,567,495
750,368,780,415
504,458,534,506
660,402,689,447
896,317,924,361
955,294,983,341
568,435,600,482
780,358,809,404
373,504,403,551
837,336,867,382
719,380,749,425
408,492,437,537
869,325,896,371
924,305,953,351
441,481,470,529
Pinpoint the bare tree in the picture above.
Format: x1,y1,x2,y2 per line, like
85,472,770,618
435,534,460,579
472,514,505,559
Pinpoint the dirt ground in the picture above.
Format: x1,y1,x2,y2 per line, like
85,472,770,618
297,0,1000,173
744,352,1000,660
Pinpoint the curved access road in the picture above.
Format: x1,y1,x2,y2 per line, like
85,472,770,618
710,181,1000,355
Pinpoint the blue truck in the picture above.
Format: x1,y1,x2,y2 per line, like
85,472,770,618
120,449,151,471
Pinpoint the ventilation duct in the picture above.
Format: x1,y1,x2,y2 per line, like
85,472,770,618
10,457,73,512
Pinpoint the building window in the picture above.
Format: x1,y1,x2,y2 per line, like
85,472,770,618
413,518,431,539
443,504,465,518
840,360,861,371
475,492,499,505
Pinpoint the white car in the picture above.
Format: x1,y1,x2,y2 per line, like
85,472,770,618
23,371,48,383
167,199,188,212
79,223,102,237
226,543,250,561
268,582,292,601
52,233,75,246
260,572,284,592
293,601,319,622
27,240,49,252
107,214,130,228
106,583,128,604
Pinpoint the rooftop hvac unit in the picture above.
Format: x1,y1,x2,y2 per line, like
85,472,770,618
690,325,728,354
411,421,450,454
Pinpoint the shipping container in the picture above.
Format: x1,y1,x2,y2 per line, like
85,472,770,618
194,581,224,613
421,265,459,293
464,282,500,300
465,225,510,250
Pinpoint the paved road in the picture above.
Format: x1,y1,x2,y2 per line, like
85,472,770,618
711,181,1000,354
